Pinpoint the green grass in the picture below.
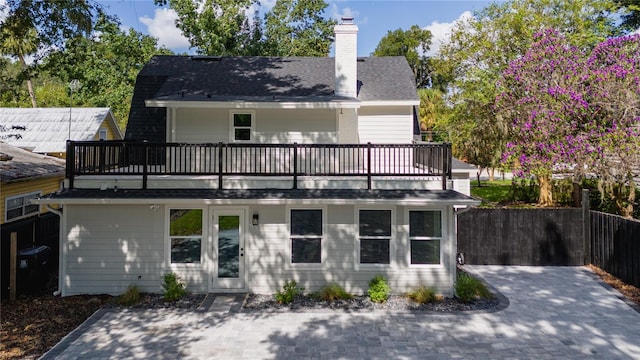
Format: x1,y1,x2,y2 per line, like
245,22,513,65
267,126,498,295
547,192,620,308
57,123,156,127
471,179,512,205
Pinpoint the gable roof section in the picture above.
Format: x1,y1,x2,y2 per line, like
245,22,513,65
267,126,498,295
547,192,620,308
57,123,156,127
126,55,418,141
0,108,123,154
0,142,65,182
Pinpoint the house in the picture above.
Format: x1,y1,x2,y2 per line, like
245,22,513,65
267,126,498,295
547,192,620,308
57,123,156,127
0,107,123,158
35,18,479,297
1,142,65,298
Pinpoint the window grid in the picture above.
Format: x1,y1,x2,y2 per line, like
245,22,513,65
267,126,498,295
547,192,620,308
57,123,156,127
5,192,40,222
409,210,442,265
290,209,323,264
358,209,392,265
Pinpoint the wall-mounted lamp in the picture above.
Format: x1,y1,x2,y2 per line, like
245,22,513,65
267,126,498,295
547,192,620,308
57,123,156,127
339,108,343,115
252,213,259,226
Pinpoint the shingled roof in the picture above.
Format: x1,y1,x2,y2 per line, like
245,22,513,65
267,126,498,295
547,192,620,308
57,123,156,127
0,142,65,183
125,55,418,142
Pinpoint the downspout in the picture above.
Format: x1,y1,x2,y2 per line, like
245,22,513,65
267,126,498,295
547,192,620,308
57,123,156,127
46,204,63,296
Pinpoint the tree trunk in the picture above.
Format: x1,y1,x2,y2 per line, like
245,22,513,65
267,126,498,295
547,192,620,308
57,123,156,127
476,167,483,187
572,181,581,207
617,181,635,219
488,168,495,181
538,175,553,206
18,54,37,108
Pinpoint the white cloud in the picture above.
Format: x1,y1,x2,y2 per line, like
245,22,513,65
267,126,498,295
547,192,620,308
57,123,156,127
0,0,9,22
331,4,366,24
423,11,473,57
140,8,190,50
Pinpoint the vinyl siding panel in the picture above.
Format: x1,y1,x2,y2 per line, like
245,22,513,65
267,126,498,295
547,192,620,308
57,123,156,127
62,202,456,297
358,106,413,144
1,176,63,225
63,204,166,295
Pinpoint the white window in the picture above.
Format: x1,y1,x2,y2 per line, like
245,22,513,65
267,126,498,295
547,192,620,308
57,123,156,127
5,192,40,222
169,209,203,263
290,209,323,264
409,210,442,265
98,129,108,140
357,209,393,265
229,111,254,142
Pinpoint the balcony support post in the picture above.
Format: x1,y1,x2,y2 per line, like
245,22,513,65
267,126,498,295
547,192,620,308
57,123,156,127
218,142,224,190
367,142,372,190
293,143,298,189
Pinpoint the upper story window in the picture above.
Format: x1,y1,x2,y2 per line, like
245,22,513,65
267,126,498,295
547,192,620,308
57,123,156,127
358,209,392,264
409,210,442,265
230,111,255,142
98,129,108,140
169,208,203,263
5,191,41,222
290,209,323,264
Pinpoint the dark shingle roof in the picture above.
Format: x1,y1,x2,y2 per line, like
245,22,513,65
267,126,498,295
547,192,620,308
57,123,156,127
125,55,418,142
0,142,65,182
40,188,478,205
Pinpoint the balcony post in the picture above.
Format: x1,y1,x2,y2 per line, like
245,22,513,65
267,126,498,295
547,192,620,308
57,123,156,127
143,141,148,190
66,140,75,189
367,142,372,190
293,143,298,189
218,142,224,189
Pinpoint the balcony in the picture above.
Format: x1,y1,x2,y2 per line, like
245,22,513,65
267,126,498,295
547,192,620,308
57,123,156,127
66,141,452,190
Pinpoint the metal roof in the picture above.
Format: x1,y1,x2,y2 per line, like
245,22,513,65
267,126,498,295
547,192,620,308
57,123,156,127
0,108,123,154
0,142,65,182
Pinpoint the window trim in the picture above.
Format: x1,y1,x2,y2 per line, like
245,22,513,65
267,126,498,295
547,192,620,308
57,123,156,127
406,208,445,267
5,191,41,222
355,207,395,268
166,206,206,267
286,205,326,268
229,110,255,143
98,128,108,140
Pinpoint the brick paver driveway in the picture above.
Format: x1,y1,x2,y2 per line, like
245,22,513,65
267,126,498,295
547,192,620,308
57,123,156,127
42,266,640,359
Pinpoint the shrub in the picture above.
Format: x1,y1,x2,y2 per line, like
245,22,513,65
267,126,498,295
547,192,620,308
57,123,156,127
367,275,390,303
118,285,141,306
274,280,303,304
315,283,353,302
407,286,439,304
162,272,187,302
455,272,492,303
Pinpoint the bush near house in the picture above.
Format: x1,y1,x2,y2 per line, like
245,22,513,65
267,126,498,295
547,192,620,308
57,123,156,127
274,280,303,304
455,272,493,303
367,275,390,303
406,286,440,304
162,272,187,301
315,283,353,302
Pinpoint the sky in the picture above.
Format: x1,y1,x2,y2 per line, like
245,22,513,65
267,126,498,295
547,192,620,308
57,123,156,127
94,0,498,56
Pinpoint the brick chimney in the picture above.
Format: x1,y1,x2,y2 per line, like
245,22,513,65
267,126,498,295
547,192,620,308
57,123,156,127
334,17,358,98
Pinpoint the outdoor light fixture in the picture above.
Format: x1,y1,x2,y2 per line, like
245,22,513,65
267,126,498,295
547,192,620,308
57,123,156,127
252,213,259,225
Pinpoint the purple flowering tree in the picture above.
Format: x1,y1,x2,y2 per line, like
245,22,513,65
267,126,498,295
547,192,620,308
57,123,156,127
587,35,640,217
498,29,640,216
496,29,593,206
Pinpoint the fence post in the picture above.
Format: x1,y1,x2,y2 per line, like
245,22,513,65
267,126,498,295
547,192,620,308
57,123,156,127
10,232,17,301
582,189,591,265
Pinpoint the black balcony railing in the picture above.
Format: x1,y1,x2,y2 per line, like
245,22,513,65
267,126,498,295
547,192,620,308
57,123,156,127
66,141,452,190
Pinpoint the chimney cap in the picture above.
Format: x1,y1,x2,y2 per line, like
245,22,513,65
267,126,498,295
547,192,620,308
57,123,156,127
340,16,354,24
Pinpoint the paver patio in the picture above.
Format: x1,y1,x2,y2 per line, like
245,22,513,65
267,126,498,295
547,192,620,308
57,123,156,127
41,266,640,359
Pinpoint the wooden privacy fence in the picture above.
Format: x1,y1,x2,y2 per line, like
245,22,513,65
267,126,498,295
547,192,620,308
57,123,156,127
457,200,640,287
590,211,640,287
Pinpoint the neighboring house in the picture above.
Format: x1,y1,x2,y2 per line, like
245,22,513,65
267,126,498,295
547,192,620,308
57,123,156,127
0,108,123,158
36,18,479,297
1,143,65,298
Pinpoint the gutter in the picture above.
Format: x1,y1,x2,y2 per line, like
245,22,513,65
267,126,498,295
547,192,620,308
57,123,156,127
46,204,63,297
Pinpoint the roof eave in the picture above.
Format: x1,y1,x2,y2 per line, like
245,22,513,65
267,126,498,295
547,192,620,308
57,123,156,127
145,100,361,109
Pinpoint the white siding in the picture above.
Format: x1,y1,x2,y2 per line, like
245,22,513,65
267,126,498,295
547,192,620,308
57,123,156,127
63,205,166,295
62,202,457,297
358,106,413,144
173,108,338,144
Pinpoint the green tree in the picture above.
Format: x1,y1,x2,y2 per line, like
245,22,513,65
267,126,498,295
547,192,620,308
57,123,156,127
614,0,640,31
436,0,619,179
372,25,432,88
45,16,172,128
0,24,39,107
154,0,260,55
262,0,335,56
